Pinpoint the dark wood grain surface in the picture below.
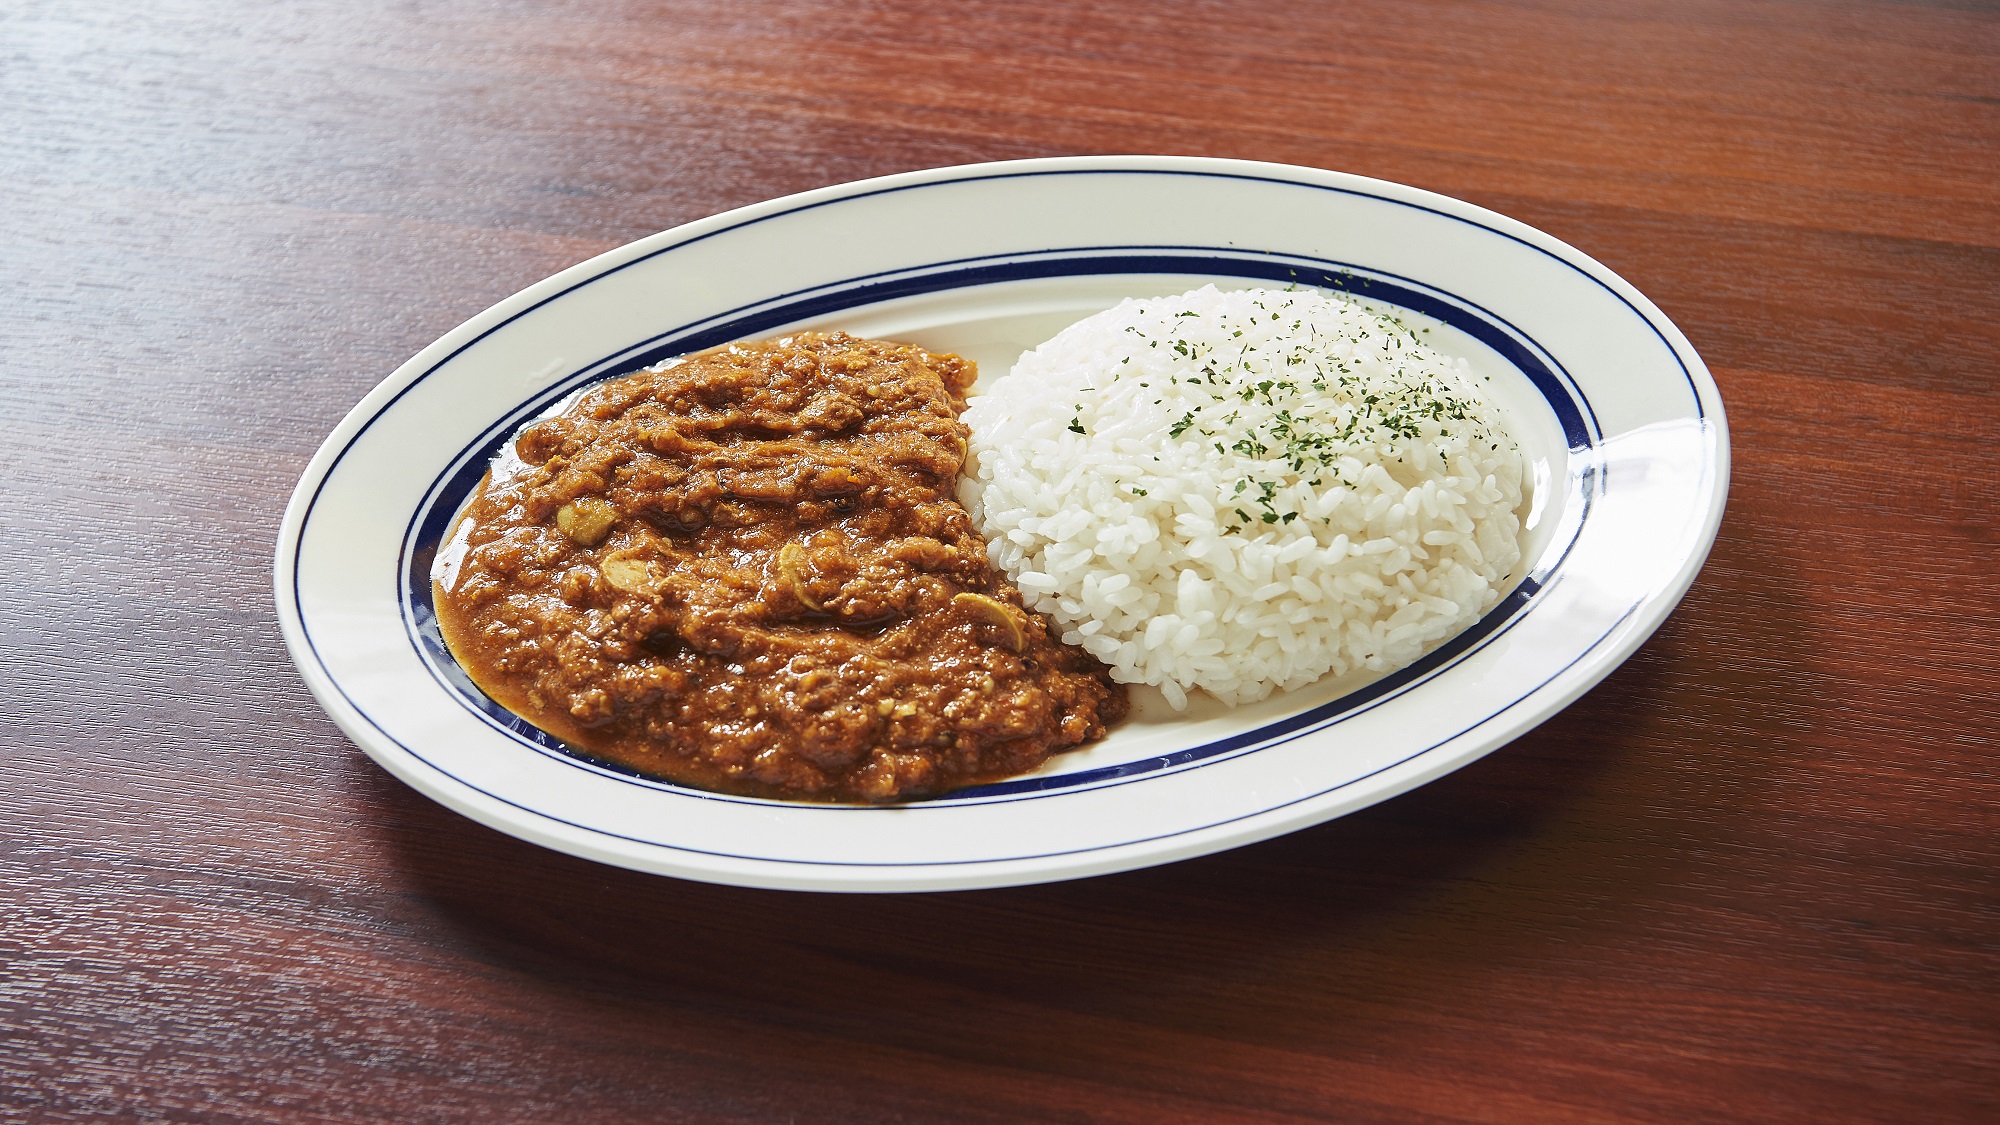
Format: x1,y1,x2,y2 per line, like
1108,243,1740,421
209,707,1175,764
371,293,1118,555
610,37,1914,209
4,0,1996,1120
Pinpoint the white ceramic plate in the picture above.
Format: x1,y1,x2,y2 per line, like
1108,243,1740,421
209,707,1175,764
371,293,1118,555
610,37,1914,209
276,156,1727,892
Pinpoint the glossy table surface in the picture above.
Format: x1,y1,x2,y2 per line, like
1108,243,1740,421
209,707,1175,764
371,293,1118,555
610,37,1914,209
3,1,1995,1121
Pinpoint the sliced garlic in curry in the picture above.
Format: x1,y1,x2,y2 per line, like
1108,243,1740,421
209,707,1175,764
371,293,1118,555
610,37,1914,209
953,592,1024,652
555,497,617,546
775,541,821,611
599,549,660,597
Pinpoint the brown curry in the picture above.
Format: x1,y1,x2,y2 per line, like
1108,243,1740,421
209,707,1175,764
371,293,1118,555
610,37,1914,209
432,332,1125,802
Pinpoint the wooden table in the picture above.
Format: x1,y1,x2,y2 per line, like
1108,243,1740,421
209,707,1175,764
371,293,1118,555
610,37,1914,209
5,1,1995,1120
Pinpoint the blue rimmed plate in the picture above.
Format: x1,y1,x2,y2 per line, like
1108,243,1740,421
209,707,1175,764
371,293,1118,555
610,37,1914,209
275,157,1727,892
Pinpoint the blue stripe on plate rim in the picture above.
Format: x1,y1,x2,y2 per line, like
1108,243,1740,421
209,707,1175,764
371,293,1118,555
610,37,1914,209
286,164,1709,867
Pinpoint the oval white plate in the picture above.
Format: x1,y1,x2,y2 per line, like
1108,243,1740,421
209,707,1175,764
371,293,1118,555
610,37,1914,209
276,156,1727,892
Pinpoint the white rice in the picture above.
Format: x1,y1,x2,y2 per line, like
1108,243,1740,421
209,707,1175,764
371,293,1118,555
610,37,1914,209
959,285,1525,709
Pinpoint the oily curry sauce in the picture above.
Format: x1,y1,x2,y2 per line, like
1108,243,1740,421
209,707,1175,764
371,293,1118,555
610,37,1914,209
433,332,1126,802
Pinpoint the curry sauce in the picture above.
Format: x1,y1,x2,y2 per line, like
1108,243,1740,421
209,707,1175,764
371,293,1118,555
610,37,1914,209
433,332,1125,802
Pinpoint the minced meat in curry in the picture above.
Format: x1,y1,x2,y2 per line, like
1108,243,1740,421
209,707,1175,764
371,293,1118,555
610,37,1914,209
432,332,1125,802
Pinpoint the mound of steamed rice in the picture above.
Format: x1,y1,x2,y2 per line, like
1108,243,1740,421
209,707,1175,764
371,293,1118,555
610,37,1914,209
959,285,1525,709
